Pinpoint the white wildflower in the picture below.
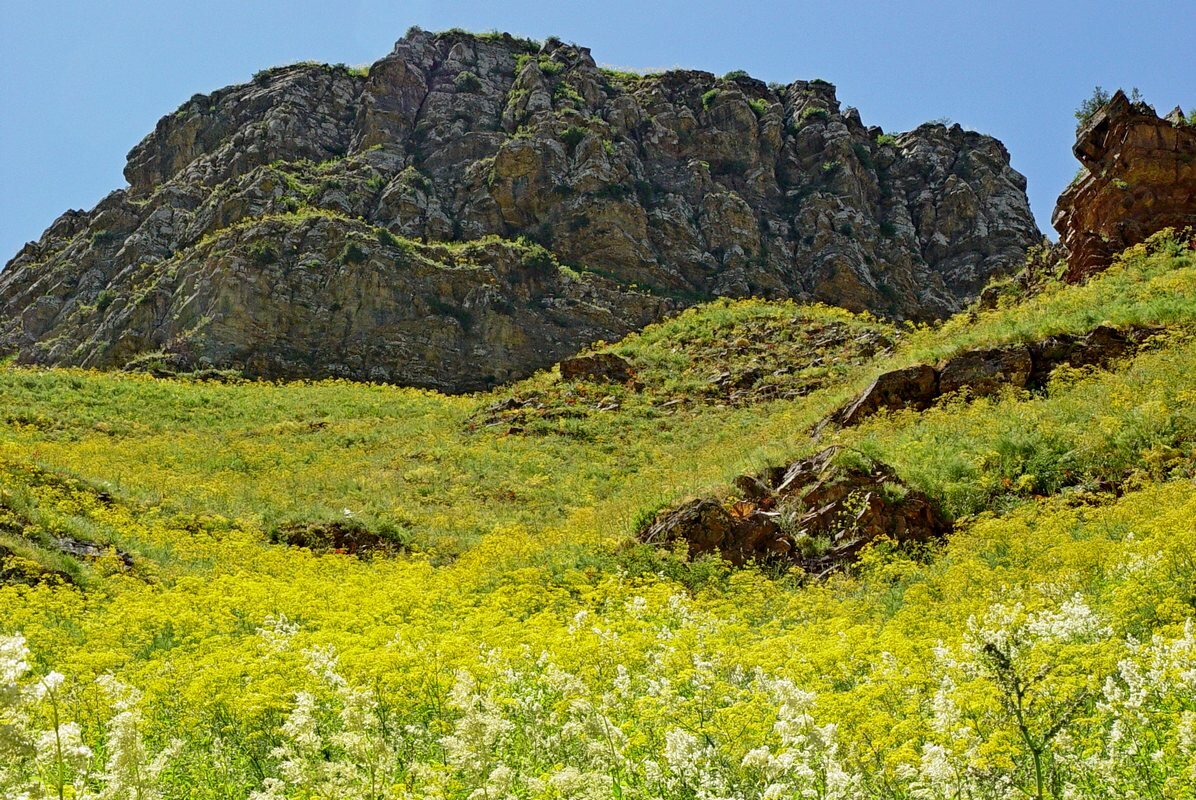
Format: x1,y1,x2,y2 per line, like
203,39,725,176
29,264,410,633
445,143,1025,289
625,595,648,617
1025,594,1109,642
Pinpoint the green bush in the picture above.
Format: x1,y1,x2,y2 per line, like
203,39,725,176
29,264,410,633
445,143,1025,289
95,289,117,312
1075,85,1148,131
701,89,720,110
454,70,482,93
553,82,584,105
799,106,829,124
339,242,367,265
89,230,121,247
247,241,278,266
851,142,873,169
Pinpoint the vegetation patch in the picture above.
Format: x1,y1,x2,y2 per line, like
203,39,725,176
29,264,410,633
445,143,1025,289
270,518,406,557
471,301,895,433
453,70,482,93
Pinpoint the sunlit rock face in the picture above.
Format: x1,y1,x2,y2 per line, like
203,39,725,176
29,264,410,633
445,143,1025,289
1054,90,1196,282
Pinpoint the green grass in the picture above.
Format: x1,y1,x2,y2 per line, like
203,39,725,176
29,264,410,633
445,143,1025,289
2,232,1193,554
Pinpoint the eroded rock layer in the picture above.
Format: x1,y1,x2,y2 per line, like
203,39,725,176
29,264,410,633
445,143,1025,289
1,29,1039,389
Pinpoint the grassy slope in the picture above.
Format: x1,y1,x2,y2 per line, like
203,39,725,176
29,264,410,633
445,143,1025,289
1,231,1194,797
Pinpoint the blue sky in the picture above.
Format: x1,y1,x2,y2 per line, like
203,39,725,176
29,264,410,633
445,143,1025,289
2,0,1192,262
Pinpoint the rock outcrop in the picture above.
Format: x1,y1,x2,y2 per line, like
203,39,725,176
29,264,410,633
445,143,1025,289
825,324,1156,429
639,446,950,575
1,29,1039,389
1053,91,1196,282
559,353,638,384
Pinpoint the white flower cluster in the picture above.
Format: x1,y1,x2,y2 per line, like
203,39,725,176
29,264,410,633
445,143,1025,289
961,592,1109,670
1,634,176,800
1063,619,1196,798
738,675,859,800
252,645,404,800
4,586,1192,800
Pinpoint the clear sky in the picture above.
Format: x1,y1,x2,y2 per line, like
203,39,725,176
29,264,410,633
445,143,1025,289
2,0,1192,262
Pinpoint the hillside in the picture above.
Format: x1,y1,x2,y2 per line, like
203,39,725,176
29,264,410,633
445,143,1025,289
0,28,1039,390
2,229,1194,798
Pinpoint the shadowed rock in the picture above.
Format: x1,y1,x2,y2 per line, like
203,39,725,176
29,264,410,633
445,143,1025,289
832,364,939,426
937,346,1033,397
270,519,403,557
559,353,637,384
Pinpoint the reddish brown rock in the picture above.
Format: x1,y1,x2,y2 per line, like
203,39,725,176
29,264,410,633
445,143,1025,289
639,498,750,561
1053,91,1196,282
831,364,939,426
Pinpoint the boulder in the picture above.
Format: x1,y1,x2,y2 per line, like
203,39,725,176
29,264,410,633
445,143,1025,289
52,537,134,567
832,364,939,426
937,345,1033,397
640,498,742,557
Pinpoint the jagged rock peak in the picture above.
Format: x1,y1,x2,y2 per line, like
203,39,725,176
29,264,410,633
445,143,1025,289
1,29,1040,390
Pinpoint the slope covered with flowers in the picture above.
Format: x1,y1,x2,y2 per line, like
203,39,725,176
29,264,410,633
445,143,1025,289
1,231,1195,799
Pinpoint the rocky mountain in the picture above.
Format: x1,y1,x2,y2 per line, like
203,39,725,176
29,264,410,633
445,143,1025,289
0,28,1040,390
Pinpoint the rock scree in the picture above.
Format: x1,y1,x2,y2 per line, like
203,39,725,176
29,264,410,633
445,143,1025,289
1,28,1040,390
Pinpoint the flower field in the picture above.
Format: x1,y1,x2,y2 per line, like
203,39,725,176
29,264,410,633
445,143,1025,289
2,232,1195,798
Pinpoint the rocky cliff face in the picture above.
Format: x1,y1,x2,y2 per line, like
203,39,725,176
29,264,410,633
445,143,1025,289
1054,91,1196,282
0,29,1039,390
